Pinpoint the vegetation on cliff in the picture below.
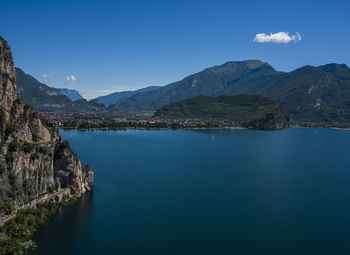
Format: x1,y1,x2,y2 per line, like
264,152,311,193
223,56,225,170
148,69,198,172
0,37,93,254
0,201,58,255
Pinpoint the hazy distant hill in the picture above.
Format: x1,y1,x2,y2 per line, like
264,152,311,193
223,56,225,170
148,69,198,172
95,86,161,106
155,94,290,129
58,88,83,101
16,68,105,112
110,60,350,124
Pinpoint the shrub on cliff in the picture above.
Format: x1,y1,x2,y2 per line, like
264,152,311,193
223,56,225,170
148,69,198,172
21,142,34,153
5,124,15,137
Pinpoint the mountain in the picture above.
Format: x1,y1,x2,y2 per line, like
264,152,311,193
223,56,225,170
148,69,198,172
0,37,93,254
155,94,290,129
110,60,350,124
16,68,73,112
16,68,105,112
109,60,278,112
14,58,350,124
240,64,350,123
70,98,106,112
58,88,83,101
95,86,161,106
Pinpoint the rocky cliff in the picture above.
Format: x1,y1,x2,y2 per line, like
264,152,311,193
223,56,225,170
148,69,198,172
0,37,93,220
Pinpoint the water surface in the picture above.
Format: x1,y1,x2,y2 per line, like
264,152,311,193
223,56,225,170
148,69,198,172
33,128,350,254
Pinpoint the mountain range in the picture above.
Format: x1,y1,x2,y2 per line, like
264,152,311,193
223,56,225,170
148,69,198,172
57,88,83,101
95,86,161,106
110,60,350,123
16,68,73,112
15,60,350,124
15,68,159,112
16,68,107,112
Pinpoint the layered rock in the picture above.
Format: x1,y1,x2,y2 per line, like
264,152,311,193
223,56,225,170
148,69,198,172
0,37,93,219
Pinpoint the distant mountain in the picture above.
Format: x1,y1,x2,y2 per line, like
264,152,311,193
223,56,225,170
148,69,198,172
232,63,350,123
58,88,83,101
110,60,350,124
95,86,161,106
16,68,105,112
15,60,350,124
16,68,72,112
109,60,278,112
155,94,290,129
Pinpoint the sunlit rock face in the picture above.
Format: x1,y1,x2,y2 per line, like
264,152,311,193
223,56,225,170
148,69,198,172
0,37,93,219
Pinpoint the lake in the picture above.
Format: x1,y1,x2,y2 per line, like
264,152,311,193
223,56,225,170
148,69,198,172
32,128,350,255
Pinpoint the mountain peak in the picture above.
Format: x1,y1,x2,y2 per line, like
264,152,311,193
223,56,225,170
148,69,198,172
244,60,272,69
317,63,350,73
220,60,271,69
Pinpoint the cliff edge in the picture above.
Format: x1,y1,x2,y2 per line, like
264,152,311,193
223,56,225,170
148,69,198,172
0,37,93,222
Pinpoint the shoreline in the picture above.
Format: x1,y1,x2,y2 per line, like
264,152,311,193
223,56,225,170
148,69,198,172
57,125,350,131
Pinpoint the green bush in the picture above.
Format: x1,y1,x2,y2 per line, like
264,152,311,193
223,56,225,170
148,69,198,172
6,190,16,200
22,142,34,153
5,152,13,163
5,123,15,136
8,138,18,152
0,201,59,254
22,179,30,195
61,140,70,149
30,153,39,161
8,173,16,186
38,146,48,155
46,186,55,194
0,202,13,215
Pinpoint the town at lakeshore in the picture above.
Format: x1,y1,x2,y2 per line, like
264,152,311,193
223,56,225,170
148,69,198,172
40,112,350,130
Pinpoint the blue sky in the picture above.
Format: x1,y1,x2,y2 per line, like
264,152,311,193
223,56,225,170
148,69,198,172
1,0,350,99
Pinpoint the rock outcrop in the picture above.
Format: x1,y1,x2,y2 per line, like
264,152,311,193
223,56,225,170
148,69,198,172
0,37,93,219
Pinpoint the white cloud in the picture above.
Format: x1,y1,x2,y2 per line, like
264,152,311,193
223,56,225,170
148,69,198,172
66,75,77,82
41,74,53,84
253,32,301,43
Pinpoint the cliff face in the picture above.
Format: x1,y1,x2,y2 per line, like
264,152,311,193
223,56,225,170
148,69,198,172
0,37,93,219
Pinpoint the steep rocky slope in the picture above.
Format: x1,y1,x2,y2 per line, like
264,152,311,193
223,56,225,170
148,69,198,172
0,37,93,221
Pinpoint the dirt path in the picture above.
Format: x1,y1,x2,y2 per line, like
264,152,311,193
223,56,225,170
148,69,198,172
0,189,68,227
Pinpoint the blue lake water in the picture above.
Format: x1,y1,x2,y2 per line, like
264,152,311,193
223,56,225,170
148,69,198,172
32,128,350,255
